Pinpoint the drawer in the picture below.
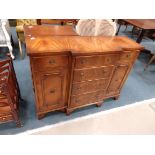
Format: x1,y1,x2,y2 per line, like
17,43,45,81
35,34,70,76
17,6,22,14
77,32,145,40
73,66,114,82
31,55,68,71
72,78,109,95
0,114,13,122
119,51,138,62
74,54,120,69
70,90,106,108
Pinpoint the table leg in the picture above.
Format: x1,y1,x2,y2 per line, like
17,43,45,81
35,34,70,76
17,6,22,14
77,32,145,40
136,29,145,43
116,24,121,35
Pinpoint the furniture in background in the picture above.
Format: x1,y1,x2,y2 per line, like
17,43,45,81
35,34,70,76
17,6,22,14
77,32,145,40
0,55,21,127
39,19,78,26
116,19,132,35
141,42,155,70
0,19,14,59
24,25,77,36
76,19,117,36
61,19,78,26
117,19,155,43
8,19,17,27
24,25,143,119
16,19,38,59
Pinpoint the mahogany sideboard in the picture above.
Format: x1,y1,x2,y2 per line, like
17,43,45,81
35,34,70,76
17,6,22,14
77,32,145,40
24,25,143,119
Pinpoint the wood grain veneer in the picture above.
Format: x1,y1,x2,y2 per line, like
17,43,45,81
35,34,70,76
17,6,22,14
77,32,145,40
25,25,144,118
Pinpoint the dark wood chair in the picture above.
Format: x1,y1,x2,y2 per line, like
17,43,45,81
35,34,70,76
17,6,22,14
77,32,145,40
0,55,21,127
141,42,155,70
116,19,139,36
116,19,130,35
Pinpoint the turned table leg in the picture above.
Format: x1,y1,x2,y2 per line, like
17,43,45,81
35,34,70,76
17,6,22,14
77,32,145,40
116,24,122,35
136,29,145,43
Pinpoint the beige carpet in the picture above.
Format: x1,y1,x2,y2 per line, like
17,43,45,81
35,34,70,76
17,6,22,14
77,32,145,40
20,98,155,135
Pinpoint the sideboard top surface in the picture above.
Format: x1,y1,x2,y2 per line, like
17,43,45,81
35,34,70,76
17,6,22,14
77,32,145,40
24,25,144,56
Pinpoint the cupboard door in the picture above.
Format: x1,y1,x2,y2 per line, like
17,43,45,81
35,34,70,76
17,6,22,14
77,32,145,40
35,69,67,111
108,65,129,93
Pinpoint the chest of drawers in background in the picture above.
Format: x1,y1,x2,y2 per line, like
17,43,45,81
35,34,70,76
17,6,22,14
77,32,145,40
24,25,143,119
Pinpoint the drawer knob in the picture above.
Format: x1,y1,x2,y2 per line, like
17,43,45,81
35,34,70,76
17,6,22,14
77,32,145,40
76,87,81,90
126,54,130,58
50,89,55,94
2,117,6,120
106,58,110,62
49,59,55,64
80,72,84,76
75,99,80,103
81,59,86,64
102,70,106,74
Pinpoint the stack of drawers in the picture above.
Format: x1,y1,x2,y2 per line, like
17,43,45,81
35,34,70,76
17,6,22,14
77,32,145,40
30,50,139,117
67,51,138,114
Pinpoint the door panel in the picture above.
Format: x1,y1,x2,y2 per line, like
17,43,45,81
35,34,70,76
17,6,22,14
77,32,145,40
42,73,62,107
35,69,67,111
108,65,129,93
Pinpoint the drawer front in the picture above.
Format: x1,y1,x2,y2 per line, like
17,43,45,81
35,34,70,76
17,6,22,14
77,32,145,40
75,54,120,69
0,114,13,122
108,64,129,93
32,55,68,71
73,66,114,82
72,78,109,95
70,90,106,108
119,51,138,62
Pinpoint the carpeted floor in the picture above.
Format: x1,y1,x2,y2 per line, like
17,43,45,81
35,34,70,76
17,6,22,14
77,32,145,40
0,25,155,134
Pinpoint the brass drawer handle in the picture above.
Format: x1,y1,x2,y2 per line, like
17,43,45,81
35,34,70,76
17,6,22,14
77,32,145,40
75,99,80,103
2,117,6,120
126,54,131,58
49,59,56,64
80,59,86,64
102,70,107,74
106,58,111,62
75,86,81,90
80,72,84,76
50,89,55,94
